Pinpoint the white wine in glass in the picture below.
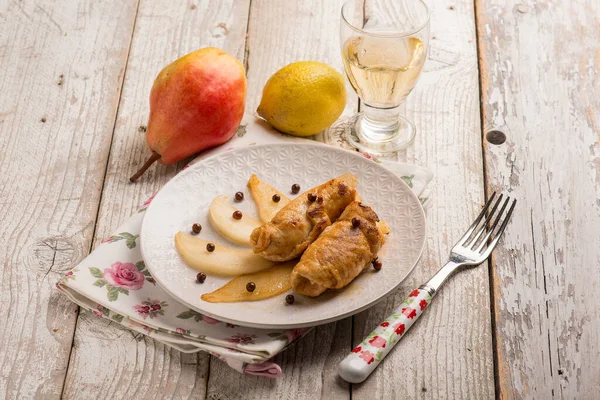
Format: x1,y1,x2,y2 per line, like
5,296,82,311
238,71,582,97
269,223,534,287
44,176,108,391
342,36,426,108
341,0,430,153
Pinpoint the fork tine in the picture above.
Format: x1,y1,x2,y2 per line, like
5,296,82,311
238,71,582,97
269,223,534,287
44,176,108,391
481,199,517,258
466,193,504,248
457,192,497,246
474,196,511,252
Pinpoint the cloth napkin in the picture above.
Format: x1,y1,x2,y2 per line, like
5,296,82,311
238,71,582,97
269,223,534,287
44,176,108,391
57,120,433,377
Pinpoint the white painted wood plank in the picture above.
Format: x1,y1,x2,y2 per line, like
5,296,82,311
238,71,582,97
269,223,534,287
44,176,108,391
205,0,355,398
60,0,251,398
351,0,495,398
0,0,137,398
476,0,600,398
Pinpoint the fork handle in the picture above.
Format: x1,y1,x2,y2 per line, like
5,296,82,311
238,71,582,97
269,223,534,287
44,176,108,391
338,287,434,383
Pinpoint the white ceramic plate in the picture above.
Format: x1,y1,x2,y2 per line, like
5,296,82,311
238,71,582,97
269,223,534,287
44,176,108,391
141,143,426,329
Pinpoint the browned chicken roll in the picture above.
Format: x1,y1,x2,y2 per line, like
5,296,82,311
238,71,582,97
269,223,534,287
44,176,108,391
250,173,358,262
291,201,384,297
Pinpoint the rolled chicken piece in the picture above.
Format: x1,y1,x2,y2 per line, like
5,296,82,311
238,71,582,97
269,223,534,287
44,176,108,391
291,201,384,297
250,173,358,262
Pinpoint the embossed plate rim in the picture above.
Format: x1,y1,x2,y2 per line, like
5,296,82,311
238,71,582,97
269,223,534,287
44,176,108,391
141,142,426,329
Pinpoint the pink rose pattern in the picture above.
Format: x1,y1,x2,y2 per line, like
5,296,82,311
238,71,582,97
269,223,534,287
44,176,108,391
57,267,79,286
175,328,191,336
225,334,257,346
104,262,145,290
202,316,221,325
360,152,382,164
87,303,124,323
102,232,139,249
89,261,155,301
133,298,168,320
369,336,386,349
359,350,375,364
350,288,431,365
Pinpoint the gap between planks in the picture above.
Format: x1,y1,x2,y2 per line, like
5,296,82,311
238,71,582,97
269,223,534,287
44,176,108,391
472,0,501,398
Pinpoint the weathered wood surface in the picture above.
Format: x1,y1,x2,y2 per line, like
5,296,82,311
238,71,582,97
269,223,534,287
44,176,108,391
476,0,600,399
0,0,137,398
350,1,495,399
2,0,599,398
61,0,251,398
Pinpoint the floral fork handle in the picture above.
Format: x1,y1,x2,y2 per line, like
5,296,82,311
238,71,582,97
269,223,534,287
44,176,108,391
338,287,433,383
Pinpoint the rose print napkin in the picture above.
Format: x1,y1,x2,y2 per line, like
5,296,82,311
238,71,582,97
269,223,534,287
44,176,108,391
56,121,433,377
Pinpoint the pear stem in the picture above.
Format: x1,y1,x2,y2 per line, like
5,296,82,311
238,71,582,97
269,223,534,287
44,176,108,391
130,151,161,182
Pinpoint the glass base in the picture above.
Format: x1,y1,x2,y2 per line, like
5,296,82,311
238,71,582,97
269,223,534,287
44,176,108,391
345,112,416,154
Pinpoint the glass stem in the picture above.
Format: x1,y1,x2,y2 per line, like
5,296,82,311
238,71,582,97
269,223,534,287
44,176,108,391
359,103,402,142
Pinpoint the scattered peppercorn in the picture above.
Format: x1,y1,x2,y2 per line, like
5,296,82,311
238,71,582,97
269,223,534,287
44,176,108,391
352,217,361,228
317,196,323,204
272,194,281,203
246,282,256,292
192,223,202,234
307,193,317,202
196,272,206,283
206,243,215,252
291,184,300,194
235,191,244,201
372,259,382,271
285,294,295,305
233,210,243,220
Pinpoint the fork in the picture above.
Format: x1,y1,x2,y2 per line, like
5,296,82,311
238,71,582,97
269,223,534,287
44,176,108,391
338,192,516,383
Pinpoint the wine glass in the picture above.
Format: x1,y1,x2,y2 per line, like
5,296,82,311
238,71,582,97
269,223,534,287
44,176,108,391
341,0,430,153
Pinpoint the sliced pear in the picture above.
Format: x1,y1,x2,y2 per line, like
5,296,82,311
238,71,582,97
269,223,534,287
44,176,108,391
201,261,296,303
208,195,261,245
247,174,291,223
174,232,273,276
377,221,391,235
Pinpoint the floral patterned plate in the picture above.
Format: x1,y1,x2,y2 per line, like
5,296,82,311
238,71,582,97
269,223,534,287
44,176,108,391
141,143,426,329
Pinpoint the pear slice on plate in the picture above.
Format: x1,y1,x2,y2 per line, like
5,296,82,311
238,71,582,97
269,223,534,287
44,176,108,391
377,221,391,235
209,195,261,245
247,174,291,223
201,261,296,303
174,232,273,276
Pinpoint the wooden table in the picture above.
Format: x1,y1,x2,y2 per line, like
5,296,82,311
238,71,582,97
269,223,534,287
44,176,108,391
1,0,598,398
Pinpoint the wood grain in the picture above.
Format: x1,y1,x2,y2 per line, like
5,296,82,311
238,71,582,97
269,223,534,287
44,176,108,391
0,0,137,398
351,0,495,398
61,0,250,398
205,0,355,398
476,0,600,398
207,321,351,400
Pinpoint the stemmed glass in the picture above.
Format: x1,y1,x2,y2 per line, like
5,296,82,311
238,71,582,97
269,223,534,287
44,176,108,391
340,0,430,153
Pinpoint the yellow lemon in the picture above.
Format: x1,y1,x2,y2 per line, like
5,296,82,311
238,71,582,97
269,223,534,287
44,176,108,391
257,61,347,136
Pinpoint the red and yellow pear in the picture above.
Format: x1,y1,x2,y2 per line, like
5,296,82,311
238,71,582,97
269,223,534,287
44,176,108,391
130,47,247,182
